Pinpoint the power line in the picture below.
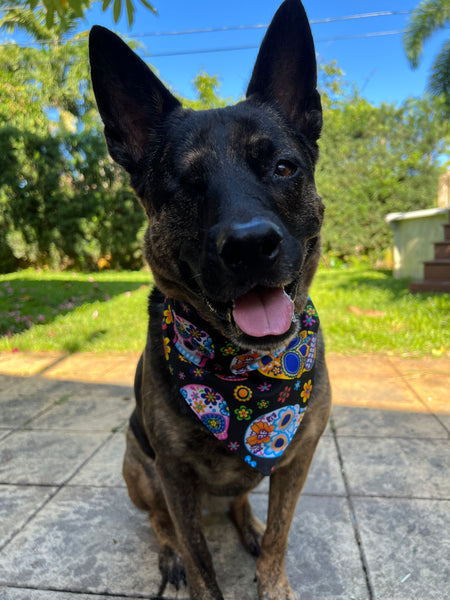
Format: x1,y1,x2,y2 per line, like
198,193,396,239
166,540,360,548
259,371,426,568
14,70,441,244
143,31,407,58
126,11,414,38
0,28,409,52
0,9,416,47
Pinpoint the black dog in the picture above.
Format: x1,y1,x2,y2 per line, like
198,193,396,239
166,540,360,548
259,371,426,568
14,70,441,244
89,1,331,598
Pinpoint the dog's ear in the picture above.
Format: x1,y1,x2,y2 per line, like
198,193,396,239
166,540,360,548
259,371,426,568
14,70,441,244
246,0,322,140
89,26,181,173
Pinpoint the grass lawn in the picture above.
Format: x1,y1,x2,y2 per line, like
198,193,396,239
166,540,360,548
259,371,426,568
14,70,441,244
0,266,448,357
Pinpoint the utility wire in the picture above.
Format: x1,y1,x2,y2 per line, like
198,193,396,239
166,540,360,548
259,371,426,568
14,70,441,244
0,9,417,47
0,28,410,51
124,11,414,38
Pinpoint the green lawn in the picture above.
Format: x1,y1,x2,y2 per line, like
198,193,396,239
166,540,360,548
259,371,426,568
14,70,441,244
0,267,448,357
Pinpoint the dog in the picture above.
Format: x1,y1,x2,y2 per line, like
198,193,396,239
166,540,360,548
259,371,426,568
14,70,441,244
89,1,331,598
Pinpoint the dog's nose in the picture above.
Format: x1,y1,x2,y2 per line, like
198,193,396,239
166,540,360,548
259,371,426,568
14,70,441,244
217,218,283,271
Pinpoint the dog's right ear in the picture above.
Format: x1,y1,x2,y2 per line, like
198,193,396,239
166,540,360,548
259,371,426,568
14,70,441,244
89,26,181,173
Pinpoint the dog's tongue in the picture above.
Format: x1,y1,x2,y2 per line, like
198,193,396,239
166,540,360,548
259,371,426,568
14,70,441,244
233,287,294,337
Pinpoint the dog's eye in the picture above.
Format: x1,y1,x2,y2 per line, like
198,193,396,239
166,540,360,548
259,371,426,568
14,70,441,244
274,160,297,178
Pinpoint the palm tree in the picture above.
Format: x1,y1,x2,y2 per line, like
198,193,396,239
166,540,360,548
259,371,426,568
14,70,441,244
0,0,156,32
403,0,450,110
0,1,78,42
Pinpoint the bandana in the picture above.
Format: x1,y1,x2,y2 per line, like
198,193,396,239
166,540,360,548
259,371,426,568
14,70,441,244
162,297,320,476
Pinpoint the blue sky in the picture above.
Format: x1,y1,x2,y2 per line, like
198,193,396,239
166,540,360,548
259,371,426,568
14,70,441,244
2,0,447,106
78,0,448,106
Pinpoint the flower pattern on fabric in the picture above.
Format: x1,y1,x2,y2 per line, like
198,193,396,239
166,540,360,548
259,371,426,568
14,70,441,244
173,313,214,367
201,388,221,406
257,398,270,410
301,380,313,403
220,342,240,356
233,385,252,402
258,383,272,392
258,332,317,380
235,406,253,421
163,337,171,361
277,386,291,403
165,297,320,475
190,367,206,380
244,406,306,459
246,421,275,446
163,306,173,327
180,384,230,441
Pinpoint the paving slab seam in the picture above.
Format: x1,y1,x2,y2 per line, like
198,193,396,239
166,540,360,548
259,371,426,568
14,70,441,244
0,487,60,553
0,430,122,553
0,379,73,442
331,433,450,440
349,493,450,502
329,419,375,600
0,583,158,599
0,481,56,489
385,356,450,436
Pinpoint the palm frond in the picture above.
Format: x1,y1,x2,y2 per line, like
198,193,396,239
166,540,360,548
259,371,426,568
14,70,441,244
403,0,450,68
0,7,52,40
0,4,83,41
428,38,450,111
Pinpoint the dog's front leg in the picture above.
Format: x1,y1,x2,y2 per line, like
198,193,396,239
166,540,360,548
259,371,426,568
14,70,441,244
156,459,224,600
255,440,319,600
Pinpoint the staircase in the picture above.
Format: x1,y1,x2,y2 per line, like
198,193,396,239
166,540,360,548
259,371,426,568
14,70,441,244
409,210,450,293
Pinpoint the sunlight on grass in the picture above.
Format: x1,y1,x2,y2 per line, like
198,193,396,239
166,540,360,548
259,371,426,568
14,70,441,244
0,269,151,352
1,267,448,357
311,266,449,356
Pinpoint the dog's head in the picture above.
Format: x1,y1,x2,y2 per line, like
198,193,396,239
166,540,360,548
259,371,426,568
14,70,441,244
89,0,324,352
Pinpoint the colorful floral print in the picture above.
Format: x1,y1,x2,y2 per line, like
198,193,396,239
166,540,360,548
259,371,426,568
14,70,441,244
201,388,221,406
278,386,291,403
257,398,270,410
228,441,240,451
246,421,275,446
165,297,319,475
301,380,312,403
220,342,240,356
235,406,253,421
233,385,252,402
163,337,171,361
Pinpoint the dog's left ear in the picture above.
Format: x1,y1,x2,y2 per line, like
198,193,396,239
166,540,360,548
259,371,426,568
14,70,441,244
246,0,322,140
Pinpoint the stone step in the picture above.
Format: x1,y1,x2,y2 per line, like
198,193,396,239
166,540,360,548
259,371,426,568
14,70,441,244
444,223,450,241
434,242,450,259
423,259,450,281
409,280,450,293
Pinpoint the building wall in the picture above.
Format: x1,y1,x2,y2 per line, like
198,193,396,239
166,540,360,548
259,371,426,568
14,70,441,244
386,208,449,279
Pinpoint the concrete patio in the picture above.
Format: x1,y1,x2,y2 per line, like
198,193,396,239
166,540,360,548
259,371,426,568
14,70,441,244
0,351,449,600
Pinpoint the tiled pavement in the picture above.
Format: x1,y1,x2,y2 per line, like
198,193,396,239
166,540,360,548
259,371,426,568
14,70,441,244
0,351,448,600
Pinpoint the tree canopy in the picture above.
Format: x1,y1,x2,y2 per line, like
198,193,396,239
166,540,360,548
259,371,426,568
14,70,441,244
0,40,448,272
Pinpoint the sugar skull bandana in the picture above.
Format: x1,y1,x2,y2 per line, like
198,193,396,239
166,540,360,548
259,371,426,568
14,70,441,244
162,296,320,476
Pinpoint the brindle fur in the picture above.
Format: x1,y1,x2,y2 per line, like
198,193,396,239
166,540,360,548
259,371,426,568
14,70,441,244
89,1,332,598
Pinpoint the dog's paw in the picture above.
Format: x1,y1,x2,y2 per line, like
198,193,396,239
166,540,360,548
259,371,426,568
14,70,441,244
239,515,266,557
229,498,266,557
157,544,186,596
256,570,297,600
257,582,297,600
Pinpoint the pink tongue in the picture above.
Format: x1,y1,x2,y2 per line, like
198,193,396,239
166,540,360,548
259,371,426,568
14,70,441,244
232,287,294,337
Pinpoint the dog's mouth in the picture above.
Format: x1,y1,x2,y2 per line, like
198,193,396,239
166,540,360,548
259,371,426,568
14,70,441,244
232,285,295,338
201,280,298,348
187,236,320,349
